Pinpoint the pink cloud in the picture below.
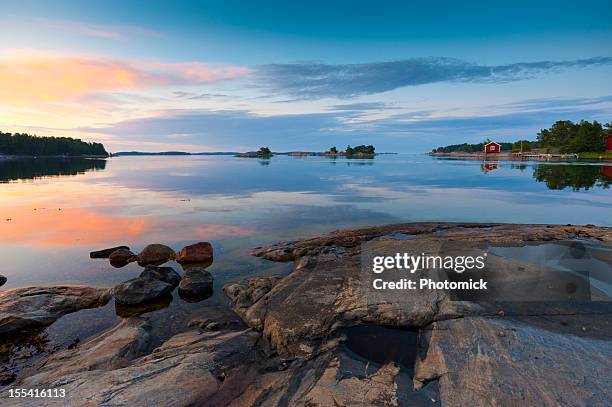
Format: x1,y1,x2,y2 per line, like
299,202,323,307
0,51,250,105
31,17,161,40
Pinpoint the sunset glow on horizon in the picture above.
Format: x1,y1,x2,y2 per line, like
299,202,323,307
1,1,611,153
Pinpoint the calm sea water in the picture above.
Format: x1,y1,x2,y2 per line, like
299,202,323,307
0,154,610,346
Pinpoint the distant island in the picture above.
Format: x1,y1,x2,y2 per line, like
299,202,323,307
431,120,611,160
112,151,239,156
237,145,377,158
0,131,108,157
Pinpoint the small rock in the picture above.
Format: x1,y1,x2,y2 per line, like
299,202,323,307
295,256,316,270
178,268,213,302
140,265,181,287
90,245,130,259
113,277,174,306
188,318,212,329
175,242,213,263
204,322,220,331
109,249,136,268
0,371,16,385
0,274,6,287
137,244,175,266
497,310,505,317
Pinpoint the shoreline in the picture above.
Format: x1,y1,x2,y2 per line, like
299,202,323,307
1,222,610,405
0,154,108,160
429,151,611,161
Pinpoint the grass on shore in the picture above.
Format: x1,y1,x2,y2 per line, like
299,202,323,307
578,152,612,160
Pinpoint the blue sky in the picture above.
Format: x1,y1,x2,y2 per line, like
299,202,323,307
1,1,611,152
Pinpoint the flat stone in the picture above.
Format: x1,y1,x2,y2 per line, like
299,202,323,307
0,285,111,336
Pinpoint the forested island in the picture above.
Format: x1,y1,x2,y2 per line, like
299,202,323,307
237,145,377,158
431,120,611,158
0,132,108,157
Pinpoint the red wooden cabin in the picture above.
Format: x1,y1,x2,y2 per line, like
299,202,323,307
484,141,501,154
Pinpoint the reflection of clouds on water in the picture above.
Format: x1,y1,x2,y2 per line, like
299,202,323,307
1,154,611,288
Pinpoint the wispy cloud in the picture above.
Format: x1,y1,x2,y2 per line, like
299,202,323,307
327,102,396,111
76,95,612,152
0,51,249,105
255,57,612,99
173,91,229,100
30,17,161,40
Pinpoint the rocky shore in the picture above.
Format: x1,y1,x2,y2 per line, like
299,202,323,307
1,223,611,406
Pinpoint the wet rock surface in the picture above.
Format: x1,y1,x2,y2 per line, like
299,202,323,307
0,285,111,336
89,245,130,259
2,223,611,406
113,277,174,306
176,241,214,263
108,248,136,268
139,265,182,287
178,267,214,302
136,243,175,266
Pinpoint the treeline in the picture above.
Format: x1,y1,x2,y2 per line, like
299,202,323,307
537,120,609,153
329,145,375,155
432,120,610,154
432,142,513,154
0,157,107,183
0,132,108,157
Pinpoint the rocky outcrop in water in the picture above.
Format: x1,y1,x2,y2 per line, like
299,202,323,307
5,328,260,407
0,274,6,287
109,248,136,268
233,222,612,406
89,245,130,259
140,265,182,286
136,243,175,266
178,267,214,302
113,277,174,306
176,241,213,263
2,223,611,406
0,286,111,336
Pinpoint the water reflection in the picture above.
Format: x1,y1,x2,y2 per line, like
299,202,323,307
531,164,611,191
0,158,106,183
1,155,610,290
115,294,173,317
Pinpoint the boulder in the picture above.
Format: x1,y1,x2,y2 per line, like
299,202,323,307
0,286,111,336
140,265,181,287
414,315,612,406
109,248,136,268
90,245,130,259
176,242,213,263
0,274,6,287
113,277,174,306
136,244,175,266
18,317,152,384
7,329,260,407
178,268,213,302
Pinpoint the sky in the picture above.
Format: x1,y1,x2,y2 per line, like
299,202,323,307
1,0,611,153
